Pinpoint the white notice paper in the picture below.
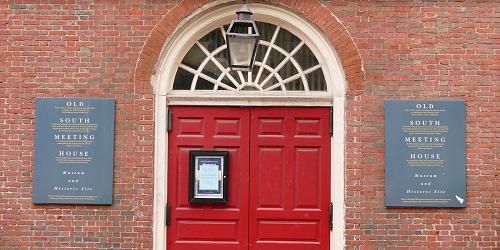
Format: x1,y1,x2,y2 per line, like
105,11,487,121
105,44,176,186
198,163,219,191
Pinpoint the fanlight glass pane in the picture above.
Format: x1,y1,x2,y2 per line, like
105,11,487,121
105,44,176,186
172,22,327,93
199,28,225,52
173,67,193,90
293,45,319,70
286,78,304,91
255,44,266,63
181,45,205,69
202,61,221,79
220,76,237,90
278,61,298,80
266,48,285,68
255,22,276,42
215,50,229,69
306,68,327,91
275,28,301,53
195,78,213,90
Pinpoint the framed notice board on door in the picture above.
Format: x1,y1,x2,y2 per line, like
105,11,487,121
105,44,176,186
188,150,229,204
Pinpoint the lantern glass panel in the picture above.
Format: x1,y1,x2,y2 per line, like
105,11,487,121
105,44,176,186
227,36,256,67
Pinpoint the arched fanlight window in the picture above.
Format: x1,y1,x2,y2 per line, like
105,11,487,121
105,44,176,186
172,22,327,93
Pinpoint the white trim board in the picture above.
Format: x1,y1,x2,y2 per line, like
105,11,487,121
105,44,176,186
151,2,347,249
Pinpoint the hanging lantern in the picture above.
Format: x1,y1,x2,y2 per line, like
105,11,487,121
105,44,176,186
225,4,260,71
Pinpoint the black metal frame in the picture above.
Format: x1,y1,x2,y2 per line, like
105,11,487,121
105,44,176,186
188,150,229,204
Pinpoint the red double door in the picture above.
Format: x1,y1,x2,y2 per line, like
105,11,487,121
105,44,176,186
167,106,331,250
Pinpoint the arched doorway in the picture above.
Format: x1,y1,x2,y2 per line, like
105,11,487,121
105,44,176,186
150,2,347,249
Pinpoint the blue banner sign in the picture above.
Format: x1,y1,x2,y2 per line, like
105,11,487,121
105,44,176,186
33,98,115,204
385,100,466,207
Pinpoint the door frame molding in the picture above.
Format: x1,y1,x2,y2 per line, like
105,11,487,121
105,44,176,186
150,2,346,249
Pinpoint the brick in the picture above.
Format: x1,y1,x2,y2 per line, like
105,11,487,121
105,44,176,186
0,1,498,249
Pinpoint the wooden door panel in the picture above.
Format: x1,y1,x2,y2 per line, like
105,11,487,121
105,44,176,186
256,220,320,239
294,147,322,209
256,147,284,208
249,107,330,250
167,107,250,250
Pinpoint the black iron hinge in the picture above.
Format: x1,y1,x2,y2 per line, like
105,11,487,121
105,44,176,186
329,202,333,231
166,204,171,226
329,109,333,137
167,110,172,132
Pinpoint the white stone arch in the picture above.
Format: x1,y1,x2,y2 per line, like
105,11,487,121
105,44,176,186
151,2,346,249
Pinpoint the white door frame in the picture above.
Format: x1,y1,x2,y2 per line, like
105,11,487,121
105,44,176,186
149,2,346,249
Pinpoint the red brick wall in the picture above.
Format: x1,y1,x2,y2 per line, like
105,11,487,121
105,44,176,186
0,1,174,249
325,1,499,249
0,1,498,249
